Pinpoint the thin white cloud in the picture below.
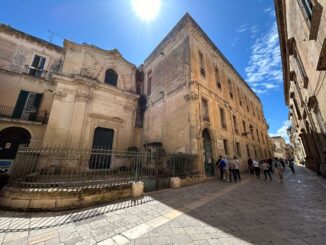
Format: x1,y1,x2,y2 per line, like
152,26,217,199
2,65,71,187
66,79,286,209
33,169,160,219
264,7,275,17
269,120,291,143
245,21,282,93
236,24,248,33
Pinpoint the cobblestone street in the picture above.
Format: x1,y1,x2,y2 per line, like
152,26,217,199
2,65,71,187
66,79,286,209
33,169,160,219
1,166,326,245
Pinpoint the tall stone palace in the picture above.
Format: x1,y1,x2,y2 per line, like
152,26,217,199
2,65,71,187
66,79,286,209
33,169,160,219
275,0,326,176
0,14,272,175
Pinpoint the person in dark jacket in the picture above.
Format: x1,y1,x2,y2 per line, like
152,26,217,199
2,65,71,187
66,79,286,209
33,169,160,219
217,155,226,181
248,158,254,175
289,158,296,174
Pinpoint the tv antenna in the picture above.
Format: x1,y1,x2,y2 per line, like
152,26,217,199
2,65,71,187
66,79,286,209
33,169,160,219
47,29,64,42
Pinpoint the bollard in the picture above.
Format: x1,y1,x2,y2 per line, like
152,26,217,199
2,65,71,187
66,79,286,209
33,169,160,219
170,177,181,189
132,181,144,198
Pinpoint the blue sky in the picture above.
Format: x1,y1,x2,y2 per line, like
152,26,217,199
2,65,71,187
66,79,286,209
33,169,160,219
1,0,289,141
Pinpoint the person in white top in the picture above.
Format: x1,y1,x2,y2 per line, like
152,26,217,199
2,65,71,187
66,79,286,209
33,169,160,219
252,159,260,178
223,157,229,181
233,156,241,181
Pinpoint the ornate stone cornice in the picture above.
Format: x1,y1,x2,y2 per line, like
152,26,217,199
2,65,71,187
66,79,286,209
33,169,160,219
184,92,198,103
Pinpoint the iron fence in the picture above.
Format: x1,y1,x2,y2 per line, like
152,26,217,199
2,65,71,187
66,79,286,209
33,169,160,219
9,147,198,189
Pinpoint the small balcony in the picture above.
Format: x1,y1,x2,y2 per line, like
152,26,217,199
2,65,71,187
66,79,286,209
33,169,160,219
23,65,52,80
0,105,49,124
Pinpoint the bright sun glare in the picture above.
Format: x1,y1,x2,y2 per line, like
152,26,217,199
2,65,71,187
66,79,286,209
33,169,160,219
132,0,161,21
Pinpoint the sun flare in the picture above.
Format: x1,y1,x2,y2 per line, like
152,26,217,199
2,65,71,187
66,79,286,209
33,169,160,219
132,0,161,21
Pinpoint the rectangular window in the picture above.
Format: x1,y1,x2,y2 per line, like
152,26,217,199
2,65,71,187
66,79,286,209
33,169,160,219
223,139,229,155
220,107,227,129
12,90,43,120
297,0,322,40
261,131,265,144
246,144,250,157
147,72,152,96
199,51,206,77
29,55,46,77
242,120,247,136
228,79,233,99
256,129,260,142
215,68,221,89
236,142,241,157
233,115,239,134
202,98,209,122
253,146,257,158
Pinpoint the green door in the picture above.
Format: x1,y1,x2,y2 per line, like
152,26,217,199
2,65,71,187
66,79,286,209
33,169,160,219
203,129,214,176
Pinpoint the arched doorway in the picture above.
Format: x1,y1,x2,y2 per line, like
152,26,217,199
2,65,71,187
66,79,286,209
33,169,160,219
202,129,214,176
0,127,31,159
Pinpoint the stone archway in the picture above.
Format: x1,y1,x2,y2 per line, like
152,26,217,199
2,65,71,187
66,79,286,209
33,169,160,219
202,128,214,176
0,127,31,159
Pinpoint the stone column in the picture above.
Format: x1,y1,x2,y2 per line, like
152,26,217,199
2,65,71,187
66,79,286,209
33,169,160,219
67,89,92,148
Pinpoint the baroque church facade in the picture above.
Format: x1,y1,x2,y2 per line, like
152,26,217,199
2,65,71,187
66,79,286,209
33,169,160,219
0,14,272,175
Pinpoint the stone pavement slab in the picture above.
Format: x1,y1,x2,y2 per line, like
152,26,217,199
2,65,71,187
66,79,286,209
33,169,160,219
1,166,326,244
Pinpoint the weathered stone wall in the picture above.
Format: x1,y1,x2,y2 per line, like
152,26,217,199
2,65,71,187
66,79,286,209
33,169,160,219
283,0,326,173
143,26,191,153
42,42,139,150
187,20,272,171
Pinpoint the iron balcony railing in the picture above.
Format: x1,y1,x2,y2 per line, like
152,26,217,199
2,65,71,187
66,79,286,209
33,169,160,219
0,105,49,124
9,147,198,189
23,65,52,80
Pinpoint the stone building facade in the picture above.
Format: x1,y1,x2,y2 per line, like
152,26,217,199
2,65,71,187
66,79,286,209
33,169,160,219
275,0,326,175
0,14,272,176
271,136,287,159
288,125,306,163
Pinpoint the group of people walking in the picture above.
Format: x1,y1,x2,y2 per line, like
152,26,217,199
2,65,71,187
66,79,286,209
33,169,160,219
216,156,241,183
248,157,296,183
215,155,296,183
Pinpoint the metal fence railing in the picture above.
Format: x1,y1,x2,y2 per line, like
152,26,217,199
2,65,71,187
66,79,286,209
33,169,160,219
0,105,48,124
9,147,198,189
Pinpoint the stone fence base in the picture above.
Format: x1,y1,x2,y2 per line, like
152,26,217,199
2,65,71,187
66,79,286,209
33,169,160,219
0,183,136,211
0,176,206,211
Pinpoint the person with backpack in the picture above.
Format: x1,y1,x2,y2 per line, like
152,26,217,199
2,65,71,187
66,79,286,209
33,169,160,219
217,155,226,181
289,158,296,174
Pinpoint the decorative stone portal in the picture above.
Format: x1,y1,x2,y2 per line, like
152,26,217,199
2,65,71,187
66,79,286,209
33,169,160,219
202,129,214,177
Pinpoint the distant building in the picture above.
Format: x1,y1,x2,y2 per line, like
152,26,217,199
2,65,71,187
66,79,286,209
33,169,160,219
275,0,326,175
287,126,306,163
0,14,272,176
271,136,287,159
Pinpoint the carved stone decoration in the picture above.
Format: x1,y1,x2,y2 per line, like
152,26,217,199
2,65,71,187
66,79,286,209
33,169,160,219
76,90,93,102
184,92,199,103
123,105,134,113
54,90,67,98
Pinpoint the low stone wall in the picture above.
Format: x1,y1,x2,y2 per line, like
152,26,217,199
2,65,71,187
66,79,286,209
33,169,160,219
180,175,206,187
0,184,132,211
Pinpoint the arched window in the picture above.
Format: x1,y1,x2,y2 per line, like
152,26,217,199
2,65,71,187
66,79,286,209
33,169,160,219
104,69,118,86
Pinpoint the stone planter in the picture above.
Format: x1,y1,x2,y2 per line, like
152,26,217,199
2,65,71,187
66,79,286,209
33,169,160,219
131,181,144,198
170,177,181,189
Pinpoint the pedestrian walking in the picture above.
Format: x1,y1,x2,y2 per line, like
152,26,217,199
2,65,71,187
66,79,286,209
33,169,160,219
216,156,226,180
261,160,272,181
248,158,254,175
228,157,236,182
289,158,296,174
216,155,222,179
223,157,229,182
233,156,241,181
280,158,286,172
253,159,260,178
274,157,284,183
267,158,274,174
